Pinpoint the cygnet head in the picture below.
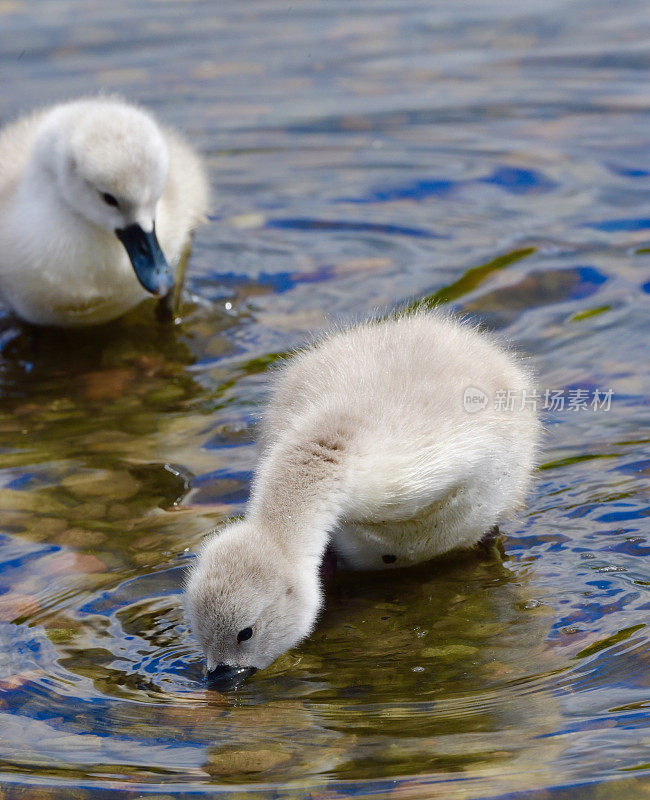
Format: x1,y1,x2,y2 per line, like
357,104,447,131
185,520,322,690
36,98,172,296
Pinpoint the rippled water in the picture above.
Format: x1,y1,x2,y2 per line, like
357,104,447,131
0,1,649,798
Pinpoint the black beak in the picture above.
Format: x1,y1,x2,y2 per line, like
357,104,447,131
115,223,173,297
206,663,257,691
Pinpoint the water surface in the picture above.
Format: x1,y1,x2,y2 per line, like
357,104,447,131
0,1,649,798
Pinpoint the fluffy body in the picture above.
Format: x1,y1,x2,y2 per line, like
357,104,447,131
0,97,208,326
186,311,541,673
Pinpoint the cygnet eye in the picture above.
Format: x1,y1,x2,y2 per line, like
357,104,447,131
237,627,253,643
100,192,119,208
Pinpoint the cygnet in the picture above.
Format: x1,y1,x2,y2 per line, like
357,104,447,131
0,96,208,326
186,311,540,687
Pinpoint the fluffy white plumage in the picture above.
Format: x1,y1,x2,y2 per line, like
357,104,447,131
186,311,541,681
0,96,208,326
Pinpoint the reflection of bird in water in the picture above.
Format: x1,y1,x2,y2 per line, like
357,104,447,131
0,97,208,327
186,311,540,688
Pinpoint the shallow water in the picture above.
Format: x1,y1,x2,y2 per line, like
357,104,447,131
0,0,649,798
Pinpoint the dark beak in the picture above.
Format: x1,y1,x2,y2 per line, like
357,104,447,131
115,223,173,297
207,663,257,691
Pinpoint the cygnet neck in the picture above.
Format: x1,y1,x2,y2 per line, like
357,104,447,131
20,122,80,228
246,433,348,567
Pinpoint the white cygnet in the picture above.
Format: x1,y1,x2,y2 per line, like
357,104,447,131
186,311,540,687
0,96,208,326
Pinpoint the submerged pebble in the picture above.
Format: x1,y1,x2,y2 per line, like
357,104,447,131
207,748,292,776
61,470,141,500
